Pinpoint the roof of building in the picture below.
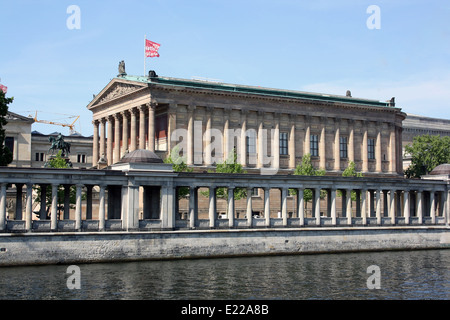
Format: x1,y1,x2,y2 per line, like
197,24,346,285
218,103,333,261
118,149,163,164
429,163,450,175
116,73,395,109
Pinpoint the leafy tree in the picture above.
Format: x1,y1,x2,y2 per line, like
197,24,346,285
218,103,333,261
404,135,450,178
339,161,363,201
0,91,13,166
291,153,326,207
164,146,193,199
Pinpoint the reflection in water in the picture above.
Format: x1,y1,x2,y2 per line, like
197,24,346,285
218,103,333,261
0,250,449,300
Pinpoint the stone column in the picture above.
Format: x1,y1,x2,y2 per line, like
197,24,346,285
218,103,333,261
99,185,106,231
204,107,213,166
362,122,368,172
430,191,436,224
376,123,382,172
334,119,340,171
281,187,288,226
403,190,410,224
139,105,146,150
51,184,58,231
189,186,197,229
304,116,311,155
376,189,382,225
99,118,106,161
107,116,113,165
121,111,129,156
167,103,177,154
257,111,264,169
130,108,137,152
264,187,270,227
314,188,321,225
209,186,216,228
273,114,280,170
148,102,156,152
246,187,253,227
0,183,7,231
289,120,296,169
361,189,367,225
297,188,304,226
330,188,337,226
223,108,230,162
416,190,423,224
389,123,396,173
113,113,121,163
92,120,99,167
228,187,235,228
25,183,33,232
187,106,195,166
319,119,326,170
348,120,355,163
346,189,352,225
240,110,247,167
75,184,83,231
389,189,396,224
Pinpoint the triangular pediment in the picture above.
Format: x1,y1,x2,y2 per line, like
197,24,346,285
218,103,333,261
87,77,148,109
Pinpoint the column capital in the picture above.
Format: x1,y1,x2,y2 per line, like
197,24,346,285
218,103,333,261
92,119,100,126
121,110,129,118
146,101,157,109
113,113,120,120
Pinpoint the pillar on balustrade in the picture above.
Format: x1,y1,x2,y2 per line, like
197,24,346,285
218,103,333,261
189,186,197,229
416,190,423,224
0,183,7,231
92,120,99,167
297,188,304,226
314,188,321,225
25,183,32,232
51,184,58,231
281,187,288,226
376,189,382,224
15,183,23,220
148,102,156,152
99,118,106,161
107,116,113,166
209,186,216,228
334,119,340,171
264,187,270,227
124,185,139,231
246,187,253,227
121,111,129,156
99,185,106,231
75,184,83,231
389,189,396,224
330,188,337,226
346,189,352,225
430,190,436,224
403,190,410,225
228,187,235,228
113,113,121,163
361,189,367,225
289,120,296,169
161,185,175,230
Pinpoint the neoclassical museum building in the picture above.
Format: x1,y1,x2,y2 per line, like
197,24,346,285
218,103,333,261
87,67,406,177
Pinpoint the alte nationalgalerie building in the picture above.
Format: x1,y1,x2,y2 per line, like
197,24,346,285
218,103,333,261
87,69,405,176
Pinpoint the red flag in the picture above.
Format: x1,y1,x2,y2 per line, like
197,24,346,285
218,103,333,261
0,84,7,94
145,39,160,58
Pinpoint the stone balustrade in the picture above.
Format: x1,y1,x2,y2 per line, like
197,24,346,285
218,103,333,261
0,166,448,233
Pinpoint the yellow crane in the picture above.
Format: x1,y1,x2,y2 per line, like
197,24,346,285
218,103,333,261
30,111,80,134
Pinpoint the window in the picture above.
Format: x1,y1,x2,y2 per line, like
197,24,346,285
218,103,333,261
77,154,86,163
5,137,14,155
310,135,318,156
340,136,348,159
246,133,256,155
279,132,288,155
251,188,259,197
35,153,44,162
368,138,375,160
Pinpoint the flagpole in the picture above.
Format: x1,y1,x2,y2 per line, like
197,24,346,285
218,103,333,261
144,35,146,76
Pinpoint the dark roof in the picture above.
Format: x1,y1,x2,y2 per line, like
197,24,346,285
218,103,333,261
429,164,450,175
118,149,163,164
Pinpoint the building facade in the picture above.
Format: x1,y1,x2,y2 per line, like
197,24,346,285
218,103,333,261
88,69,406,176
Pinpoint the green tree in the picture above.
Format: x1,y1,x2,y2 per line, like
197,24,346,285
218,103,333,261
291,153,326,207
340,161,363,201
164,146,193,199
0,91,13,166
404,135,450,178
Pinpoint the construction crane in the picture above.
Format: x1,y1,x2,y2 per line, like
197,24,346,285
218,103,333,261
30,111,80,134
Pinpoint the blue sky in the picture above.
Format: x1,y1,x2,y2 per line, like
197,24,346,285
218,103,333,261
1,0,449,136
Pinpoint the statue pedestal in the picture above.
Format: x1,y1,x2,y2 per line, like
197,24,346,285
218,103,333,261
44,155,73,168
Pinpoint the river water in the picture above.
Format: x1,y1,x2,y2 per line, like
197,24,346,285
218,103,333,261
0,249,448,301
